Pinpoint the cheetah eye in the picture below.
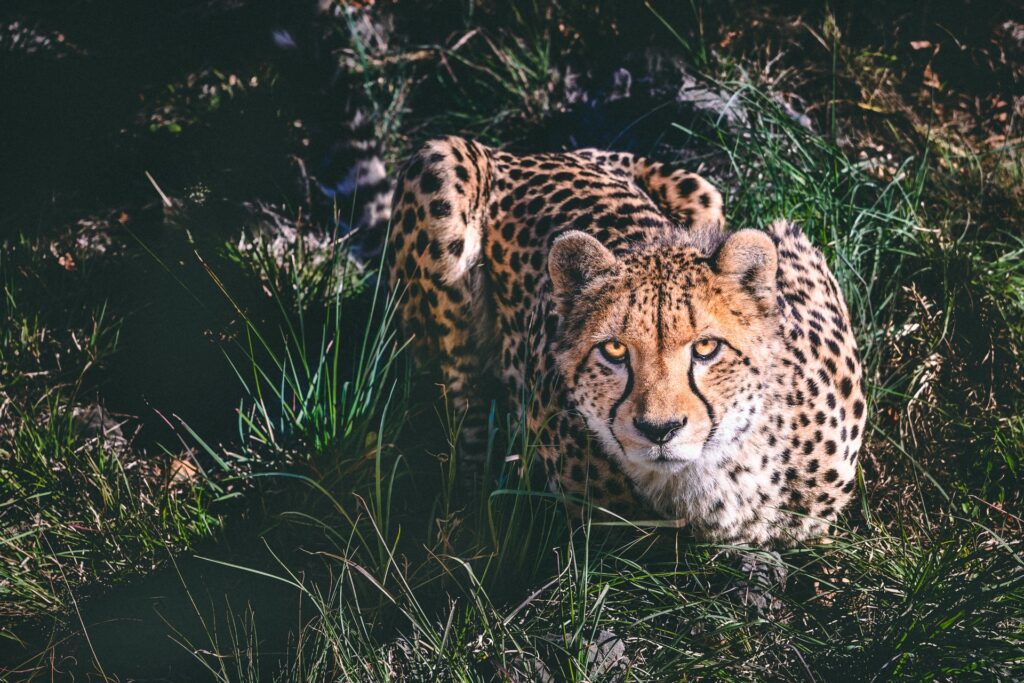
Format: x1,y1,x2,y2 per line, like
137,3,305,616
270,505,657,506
599,339,629,364
692,338,722,361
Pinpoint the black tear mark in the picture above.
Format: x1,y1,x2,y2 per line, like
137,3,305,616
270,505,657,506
688,361,716,428
608,360,634,459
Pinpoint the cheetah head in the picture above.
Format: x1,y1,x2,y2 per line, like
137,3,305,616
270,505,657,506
548,228,782,473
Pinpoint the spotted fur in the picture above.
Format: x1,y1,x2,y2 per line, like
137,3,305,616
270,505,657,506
387,136,864,547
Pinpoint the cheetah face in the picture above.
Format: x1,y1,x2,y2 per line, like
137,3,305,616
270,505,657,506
548,229,781,473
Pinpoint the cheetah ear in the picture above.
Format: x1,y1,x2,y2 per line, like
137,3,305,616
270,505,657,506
548,231,618,297
714,229,778,299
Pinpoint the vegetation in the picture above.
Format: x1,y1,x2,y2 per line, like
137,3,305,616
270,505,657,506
1,1,1022,679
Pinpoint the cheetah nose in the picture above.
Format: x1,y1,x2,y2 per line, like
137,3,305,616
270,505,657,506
633,417,685,445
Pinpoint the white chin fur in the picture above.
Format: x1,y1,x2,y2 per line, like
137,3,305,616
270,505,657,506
622,441,705,472
662,441,705,461
638,440,704,462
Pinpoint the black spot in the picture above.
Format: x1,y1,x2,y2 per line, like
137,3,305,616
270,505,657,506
402,208,417,233
840,377,853,398
405,156,423,180
678,177,699,196
447,239,464,256
853,399,864,419
824,469,839,483
429,199,452,218
536,216,552,237
572,213,593,230
550,188,572,204
420,170,441,194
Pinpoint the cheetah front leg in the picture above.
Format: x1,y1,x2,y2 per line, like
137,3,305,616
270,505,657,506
387,136,499,481
728,550,790,618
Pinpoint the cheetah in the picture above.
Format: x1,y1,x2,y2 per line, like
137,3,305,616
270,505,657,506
387,136,864,548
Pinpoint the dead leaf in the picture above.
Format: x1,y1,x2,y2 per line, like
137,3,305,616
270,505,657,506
168,457,198,483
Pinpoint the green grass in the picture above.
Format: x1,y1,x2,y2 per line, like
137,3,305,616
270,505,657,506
2,2,1023,680
0,238,221,627
0,393,220,619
